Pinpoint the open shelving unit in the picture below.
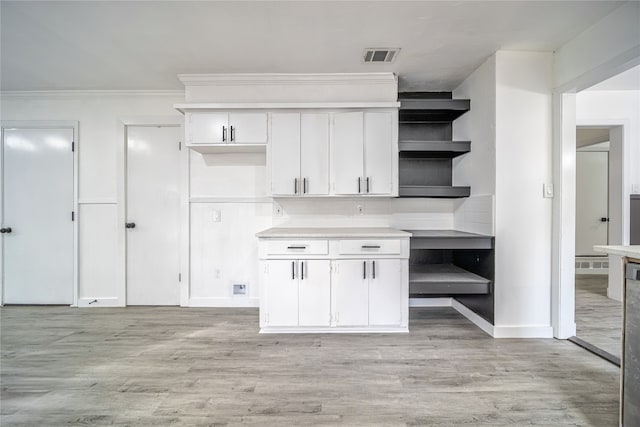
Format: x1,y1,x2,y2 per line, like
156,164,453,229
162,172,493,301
398,92,471,198
407,230,495,323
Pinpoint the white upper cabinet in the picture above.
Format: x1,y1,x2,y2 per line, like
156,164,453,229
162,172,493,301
187,111,267,145
270,112,330,196
333,112,365,195
333,111,394,196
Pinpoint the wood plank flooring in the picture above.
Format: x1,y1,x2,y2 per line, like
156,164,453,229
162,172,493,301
575,274,622,359
1,306,620,426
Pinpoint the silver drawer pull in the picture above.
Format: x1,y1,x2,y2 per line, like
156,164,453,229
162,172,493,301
287,245,308,249
361,245,381,249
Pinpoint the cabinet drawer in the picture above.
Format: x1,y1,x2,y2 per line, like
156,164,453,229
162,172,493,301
338,239,401,255
266,240,329,255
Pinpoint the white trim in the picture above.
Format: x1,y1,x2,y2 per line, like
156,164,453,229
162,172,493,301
78,198,117,205
0,120,79,307
451,299,495,337
260,326,409,334
118,116,185,307
178,72,398,86
0,90,184,98
492,325,555,339
77,297,120,307
188,297,260,308
175,102,401,113
190,196,272,204
409,297,452,307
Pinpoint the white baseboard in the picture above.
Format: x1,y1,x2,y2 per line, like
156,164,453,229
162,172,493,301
77,297,121,307
187,297,259,308
492,325,554,338
451,299,494,337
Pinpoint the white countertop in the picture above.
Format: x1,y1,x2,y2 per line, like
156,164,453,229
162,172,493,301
256,227,412,239
594,245,640,259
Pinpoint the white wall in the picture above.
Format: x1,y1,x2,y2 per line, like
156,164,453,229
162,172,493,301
554,2,640,90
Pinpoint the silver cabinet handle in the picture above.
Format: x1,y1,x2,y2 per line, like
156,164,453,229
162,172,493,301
366,177,370,193
230,125,235,142
363,261,366,279
358,177,361,193
372,260,376,279
292,261,295,280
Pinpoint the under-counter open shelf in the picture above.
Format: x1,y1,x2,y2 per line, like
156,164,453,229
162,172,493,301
399,185,471,198
409,264,491,295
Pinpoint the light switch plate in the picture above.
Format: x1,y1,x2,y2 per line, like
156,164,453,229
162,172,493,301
356,204,365,215
543,183,554,198
212,210,221,222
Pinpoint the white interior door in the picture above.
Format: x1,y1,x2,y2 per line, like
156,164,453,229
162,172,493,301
333,112,364,195
301,113,330,195
2,127,74,304
576,150,609,256
270,113,300,196
126,125,180,305
364,112,393,195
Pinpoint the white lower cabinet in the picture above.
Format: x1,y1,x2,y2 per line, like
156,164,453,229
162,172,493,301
258,233,410,333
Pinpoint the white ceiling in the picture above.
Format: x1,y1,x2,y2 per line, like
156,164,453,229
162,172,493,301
0,1,625,91
585,64,640,91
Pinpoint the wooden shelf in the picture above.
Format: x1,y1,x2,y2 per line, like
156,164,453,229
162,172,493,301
399,185,470,198
187,144,267,154
409,264,491,295
399,140,470,158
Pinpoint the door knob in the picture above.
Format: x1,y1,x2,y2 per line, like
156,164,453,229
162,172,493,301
125,222,136,229
0,227,12,234
600,217,610,222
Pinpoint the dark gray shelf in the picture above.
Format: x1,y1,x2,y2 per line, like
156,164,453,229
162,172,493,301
409,264,491,295
399,99,470,122
399,140,470,158
399,185,470,198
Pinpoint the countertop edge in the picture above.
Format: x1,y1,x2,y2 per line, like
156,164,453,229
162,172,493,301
594,245,640,259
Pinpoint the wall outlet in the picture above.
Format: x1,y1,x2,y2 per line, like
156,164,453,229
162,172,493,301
273,203,283,217
233,283,248,296
212,210,221,222
356,204,365,215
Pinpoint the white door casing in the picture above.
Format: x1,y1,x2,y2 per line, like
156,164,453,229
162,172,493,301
2,126,75,304
126,125,181,305
575,150,609,256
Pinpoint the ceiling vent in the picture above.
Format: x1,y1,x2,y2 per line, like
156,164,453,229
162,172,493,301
363,48,400,64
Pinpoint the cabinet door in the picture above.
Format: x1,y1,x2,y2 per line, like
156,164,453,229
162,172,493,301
301,113,330,195
263,260,299,327
229,112,268,144
332,260,369,326
270,113,301,196
333,112,364,195
188,112,228,144
298,260,331,327
364,112,393,195
368,259,403,326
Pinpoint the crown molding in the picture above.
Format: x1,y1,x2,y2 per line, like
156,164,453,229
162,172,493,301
0,90,184,98
177,73,398,87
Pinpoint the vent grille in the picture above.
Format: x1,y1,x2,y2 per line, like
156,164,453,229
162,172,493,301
363,48,400,63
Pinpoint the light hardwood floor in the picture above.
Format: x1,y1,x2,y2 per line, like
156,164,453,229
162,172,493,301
1,306,620,426
575,274,622,359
